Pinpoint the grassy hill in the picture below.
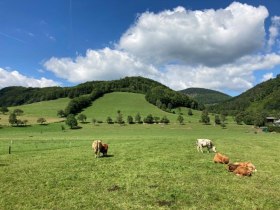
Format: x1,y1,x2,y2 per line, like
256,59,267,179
81,92,180,123
0,98,70,125
0,92,203,125
209,75,280,115
180,87,232,105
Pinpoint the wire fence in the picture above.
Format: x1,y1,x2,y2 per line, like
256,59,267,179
0,139,91,155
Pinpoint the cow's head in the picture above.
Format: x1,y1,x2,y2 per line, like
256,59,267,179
212,146,217,153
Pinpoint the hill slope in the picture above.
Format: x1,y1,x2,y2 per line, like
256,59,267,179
180,88,232,105
209,75,280,114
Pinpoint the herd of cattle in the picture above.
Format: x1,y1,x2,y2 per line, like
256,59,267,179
92,139,257,177
196,139,257,176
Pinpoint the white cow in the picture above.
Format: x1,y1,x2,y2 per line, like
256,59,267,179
196,139,216,153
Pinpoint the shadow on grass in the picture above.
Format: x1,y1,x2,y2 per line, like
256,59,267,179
99,154,114,158
0,163,9,167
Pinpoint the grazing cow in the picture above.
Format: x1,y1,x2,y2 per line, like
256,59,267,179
213,152,230,164
196,139,217,153
228,162,256,176
92,140,109,158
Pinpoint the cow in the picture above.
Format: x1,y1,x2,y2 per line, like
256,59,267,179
213,152,230,164
233,166,252,177
196,139,217,153
92,140,109,158
228,162,257,173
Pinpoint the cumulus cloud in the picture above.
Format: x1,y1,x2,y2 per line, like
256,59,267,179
118,2,268,66
43,2,280,95
44,48,161,83
0,68,60,89
160,53,280,92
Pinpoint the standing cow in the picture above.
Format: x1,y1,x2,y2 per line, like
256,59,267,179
196,139,217,153
92,140,109,158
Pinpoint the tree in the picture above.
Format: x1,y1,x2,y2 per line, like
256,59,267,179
77,114,87,123
235,112,243,125
188,109,193,116
57,109,66,118
9,113,17,126
215,115,221,125
135,113,142,124
154,116,160,124
13,109,24,116
116,110,124,124
160,116,170,124
177,114,184,125
106,116,113,124
65,114,78,129
201,110,210,124
0,106,9,114
254,113,266,127
37,117,47,125
127,115,134,124
144,114,154,124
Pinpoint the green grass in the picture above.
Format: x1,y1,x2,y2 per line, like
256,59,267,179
1,98,70,124
1,122,279,209
0,92,280,209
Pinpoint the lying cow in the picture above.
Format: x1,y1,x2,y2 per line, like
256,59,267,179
196,139,217,153
92,140,109,158
228,162,257,176
213,152,229,164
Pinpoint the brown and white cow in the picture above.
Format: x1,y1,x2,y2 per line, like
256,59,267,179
213,152,230,164
92,140,109,158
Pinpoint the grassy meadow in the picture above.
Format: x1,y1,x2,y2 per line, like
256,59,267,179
0,92,280,209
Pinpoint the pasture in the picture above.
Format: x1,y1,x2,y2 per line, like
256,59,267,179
0,92,280,209
1,122,280,209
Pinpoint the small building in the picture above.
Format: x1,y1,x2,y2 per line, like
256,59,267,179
266,117,276,123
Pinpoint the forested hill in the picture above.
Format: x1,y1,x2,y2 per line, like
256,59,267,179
208,75,280,115
180,88,232,105
0,77,200,114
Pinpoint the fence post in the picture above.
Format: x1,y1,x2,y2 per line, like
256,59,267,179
8,140,12,154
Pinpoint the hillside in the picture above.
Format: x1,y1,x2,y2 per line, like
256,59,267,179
180,88,232,105
0,77,199,115
0,92,203,125
209,75,280,114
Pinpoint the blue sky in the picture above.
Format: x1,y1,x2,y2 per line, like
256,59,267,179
1,0,280,96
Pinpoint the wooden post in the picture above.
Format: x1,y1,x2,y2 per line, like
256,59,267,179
9,140,12,154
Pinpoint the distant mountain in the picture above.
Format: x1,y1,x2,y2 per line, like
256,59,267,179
208,75,280,114
180,87,232,105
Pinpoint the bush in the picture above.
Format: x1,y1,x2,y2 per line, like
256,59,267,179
268,126,280,133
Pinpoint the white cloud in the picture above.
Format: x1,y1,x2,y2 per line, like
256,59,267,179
267,16,280,51
42,2,280,95
44,47,161,83
0,68,60,89
261,72,274,82
118,2,268,66
159,53,280,92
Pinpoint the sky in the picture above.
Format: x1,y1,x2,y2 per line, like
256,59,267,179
1,0,280,96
